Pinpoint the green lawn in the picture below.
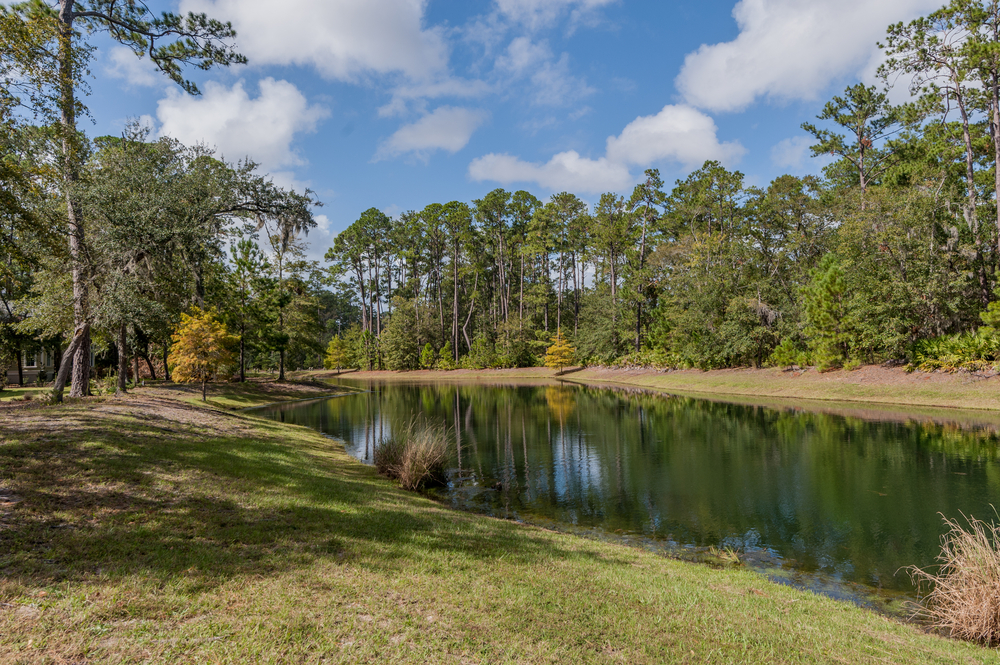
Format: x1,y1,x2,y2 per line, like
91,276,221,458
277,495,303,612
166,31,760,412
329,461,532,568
0,386,49,403
0,383,996,663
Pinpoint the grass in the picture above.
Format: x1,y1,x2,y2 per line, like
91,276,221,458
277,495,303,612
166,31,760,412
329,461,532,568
0,383,997,663
910,513,1000,646
0,386,49,403
373,419,449,490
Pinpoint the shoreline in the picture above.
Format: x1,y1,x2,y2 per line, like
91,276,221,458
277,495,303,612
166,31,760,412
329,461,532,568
300,364,1000,424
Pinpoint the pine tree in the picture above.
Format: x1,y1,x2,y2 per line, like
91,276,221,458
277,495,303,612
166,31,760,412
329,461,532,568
169,308,234,401
544,329,575,375
420,343,436,369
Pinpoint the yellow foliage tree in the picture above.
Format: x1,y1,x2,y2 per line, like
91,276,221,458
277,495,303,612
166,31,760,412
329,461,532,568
324,335,350,374
169,308,235,401
544,329,575,375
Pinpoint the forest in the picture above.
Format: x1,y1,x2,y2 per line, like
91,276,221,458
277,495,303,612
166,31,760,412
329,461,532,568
327,0,1000,374
6,0,1000,389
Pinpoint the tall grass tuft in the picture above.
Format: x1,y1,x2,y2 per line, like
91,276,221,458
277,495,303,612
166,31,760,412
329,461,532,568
374,419,449,490
909,512,1000,645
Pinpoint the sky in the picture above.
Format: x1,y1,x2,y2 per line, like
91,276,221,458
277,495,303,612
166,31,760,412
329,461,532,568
81,0,945,260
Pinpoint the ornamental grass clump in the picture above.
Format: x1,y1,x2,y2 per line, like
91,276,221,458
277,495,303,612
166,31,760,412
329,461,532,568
374,419,449,490
909,513,1000,646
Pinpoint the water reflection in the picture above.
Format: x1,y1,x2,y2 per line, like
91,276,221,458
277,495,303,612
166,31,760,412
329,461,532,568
255,381,1000,606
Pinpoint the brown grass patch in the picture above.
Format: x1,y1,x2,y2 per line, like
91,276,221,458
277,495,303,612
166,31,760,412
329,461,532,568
910,512,1000,645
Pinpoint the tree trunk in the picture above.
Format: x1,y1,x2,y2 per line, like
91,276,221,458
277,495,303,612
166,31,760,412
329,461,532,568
453,238,460,362
116,322,127,394
993,70,1000,260
239,328,246,382
201,374,207,401
52,323,89,402
16,350,22,386
133,352,139,387
59,2,91,399
162,342,171,381
142,352,156,380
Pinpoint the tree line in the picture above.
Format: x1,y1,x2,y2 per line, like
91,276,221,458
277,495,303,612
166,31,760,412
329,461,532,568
325,0,1000,373
8,0,1000,390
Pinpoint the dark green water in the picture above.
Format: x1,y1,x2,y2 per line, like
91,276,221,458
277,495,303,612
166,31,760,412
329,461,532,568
253,380,1000,609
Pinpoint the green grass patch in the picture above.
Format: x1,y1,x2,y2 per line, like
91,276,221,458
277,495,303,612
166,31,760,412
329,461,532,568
0,385,995,662
0,386,49,403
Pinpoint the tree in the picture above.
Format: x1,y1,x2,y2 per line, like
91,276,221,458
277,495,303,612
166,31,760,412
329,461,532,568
420,343,436,369
169,307,234,401
801,84,902,192
324,335,350,374
801,254,850,371
544,329,575,375
2,1,245,400
225,237,274,382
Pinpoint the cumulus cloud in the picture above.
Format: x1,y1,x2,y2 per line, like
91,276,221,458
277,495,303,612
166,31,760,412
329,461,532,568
106,46,160,87
180,0,448,81
469,151,633,193
378,78,493,117
675,0,941,113
470,104,743,193
771,136,813,170
495,0,617,30
496,37,593,106
606,105,745,168
155,78,328,172
377,106,488,159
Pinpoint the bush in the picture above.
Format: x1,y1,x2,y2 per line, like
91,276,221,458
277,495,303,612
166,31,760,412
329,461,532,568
912,328,1000,372
910,513,1000,645
374,419,449,490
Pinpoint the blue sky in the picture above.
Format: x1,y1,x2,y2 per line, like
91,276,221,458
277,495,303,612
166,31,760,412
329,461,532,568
82,0,944,259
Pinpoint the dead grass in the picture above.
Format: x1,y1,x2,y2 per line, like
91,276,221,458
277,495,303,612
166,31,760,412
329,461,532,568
374,419,449,490
320,365,1000,413
910,513,1000,646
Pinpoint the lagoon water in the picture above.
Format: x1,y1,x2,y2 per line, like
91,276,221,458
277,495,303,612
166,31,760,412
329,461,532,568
253,380,1000,609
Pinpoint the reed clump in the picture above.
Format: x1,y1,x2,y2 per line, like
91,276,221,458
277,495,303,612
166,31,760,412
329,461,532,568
909,513,1000,646
374,419,449,490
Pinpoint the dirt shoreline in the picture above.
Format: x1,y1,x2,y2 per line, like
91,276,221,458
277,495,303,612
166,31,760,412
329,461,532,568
300,364,1000,426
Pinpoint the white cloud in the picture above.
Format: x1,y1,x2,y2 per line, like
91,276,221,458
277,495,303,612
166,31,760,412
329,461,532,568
470,104,743,193
496,37,593,106
106,46,160,87
180,0,448,81
377,106,488,159
469,151,634,193
155,78,328,172
771,136,813,170
378,78,492,117
675,0,942,113
606,105,745,168
495,0,617,30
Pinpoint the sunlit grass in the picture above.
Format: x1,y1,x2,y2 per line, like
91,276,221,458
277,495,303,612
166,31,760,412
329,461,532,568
0,382,994,662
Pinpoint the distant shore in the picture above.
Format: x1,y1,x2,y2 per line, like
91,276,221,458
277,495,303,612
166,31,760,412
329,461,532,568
301,364,1000,414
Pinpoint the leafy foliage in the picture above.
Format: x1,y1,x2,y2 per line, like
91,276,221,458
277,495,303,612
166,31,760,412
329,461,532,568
169,307,234,400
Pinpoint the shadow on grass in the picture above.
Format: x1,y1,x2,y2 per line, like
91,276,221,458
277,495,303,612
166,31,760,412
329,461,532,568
0,400,611,592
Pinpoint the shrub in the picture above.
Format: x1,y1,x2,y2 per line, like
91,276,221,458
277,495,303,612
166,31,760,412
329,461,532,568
374,419,449,490
909,513,1000,645
912,328,1000,372
436,342,456,370
419,343,436,369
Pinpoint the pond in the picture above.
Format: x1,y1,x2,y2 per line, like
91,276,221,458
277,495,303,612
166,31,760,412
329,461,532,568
252,379,1000,612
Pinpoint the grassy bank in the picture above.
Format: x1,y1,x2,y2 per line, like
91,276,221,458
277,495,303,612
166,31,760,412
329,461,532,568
0,383,995,663
309,364,1000,413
